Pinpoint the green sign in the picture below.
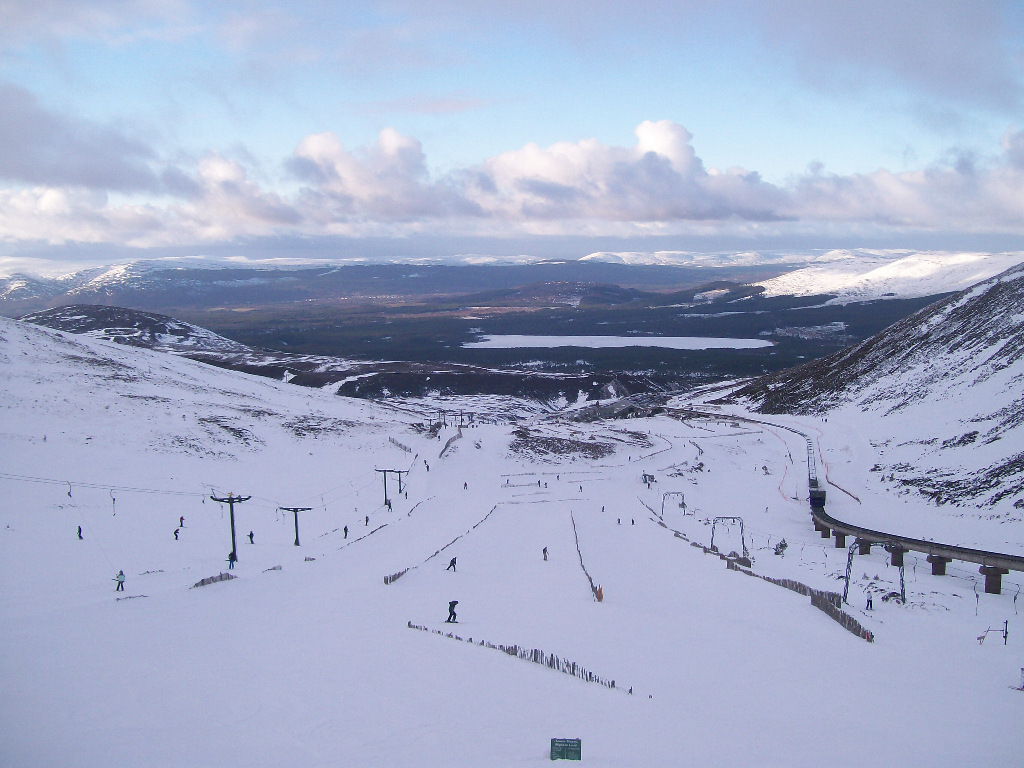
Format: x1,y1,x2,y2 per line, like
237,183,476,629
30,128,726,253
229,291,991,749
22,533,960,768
550,738,581,761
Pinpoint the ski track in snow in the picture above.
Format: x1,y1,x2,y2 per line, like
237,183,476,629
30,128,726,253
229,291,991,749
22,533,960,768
0,316,1021,767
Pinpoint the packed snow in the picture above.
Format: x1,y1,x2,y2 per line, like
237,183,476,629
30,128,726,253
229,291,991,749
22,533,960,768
1,317,1021,767
755,250,1024,303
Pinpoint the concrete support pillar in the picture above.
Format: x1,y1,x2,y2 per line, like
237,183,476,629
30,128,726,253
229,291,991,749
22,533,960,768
835,533,846,548
927,555,950,576
889,547,904,567
859,541,872,555
820,526,831,539
813,519,823,533
980,566,1009,595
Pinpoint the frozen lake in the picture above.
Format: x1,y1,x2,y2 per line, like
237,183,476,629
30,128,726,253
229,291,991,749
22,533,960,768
463,334,774,350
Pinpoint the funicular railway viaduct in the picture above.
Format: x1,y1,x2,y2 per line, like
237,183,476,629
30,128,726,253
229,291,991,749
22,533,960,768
661,404,1024,598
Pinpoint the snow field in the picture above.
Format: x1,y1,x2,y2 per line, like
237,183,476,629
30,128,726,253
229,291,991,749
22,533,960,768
1,317,1022,767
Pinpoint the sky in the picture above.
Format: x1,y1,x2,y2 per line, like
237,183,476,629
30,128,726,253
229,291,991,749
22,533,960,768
0,0,1022,268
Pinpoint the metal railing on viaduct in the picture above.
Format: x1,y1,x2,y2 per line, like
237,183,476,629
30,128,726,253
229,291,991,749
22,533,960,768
661,404,1024,596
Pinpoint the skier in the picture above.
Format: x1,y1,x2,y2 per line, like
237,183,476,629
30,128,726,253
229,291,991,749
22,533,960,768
77,525,83,540
114,570,125,592
866,594,873,611
174,528,179,540
446,557,457,572
601,506,605,513
386,499,392,511
227,551,236,569
464,482,468,490
179,516,184,528
543,547,548,561
617,518,621,525
631,519,635,525
446,600,458,623
365,515,369,526
248,531,254,544
580,485,583,493
344,525,348,539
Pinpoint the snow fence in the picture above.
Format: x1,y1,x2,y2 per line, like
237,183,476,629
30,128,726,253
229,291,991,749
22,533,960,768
408,622,621,692
726,560,874,642
191,572,237,589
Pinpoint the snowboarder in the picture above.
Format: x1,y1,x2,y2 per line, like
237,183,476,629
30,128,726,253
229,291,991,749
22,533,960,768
446,557,457,572
248,531,254,544
866,594,873,611
174,528,179,540
543,547,548,561
446,600,458,623
227,551,236,569
114,570,125,592
344,525,348,539
179,516,184,528
77,525,83,540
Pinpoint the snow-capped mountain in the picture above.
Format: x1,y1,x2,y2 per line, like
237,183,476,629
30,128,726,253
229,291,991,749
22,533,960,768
726,260,1024,509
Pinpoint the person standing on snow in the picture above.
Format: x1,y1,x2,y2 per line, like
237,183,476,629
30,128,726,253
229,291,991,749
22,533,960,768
464,482,468,490
77,525,83,540
543,547,548,561
365,515,369,526
114,570,125,591
227,551,236,569
174,528,179,540
248,531,254,544
344,525,348,539
179,516,184,528
446,600,458,623
446,557,457,572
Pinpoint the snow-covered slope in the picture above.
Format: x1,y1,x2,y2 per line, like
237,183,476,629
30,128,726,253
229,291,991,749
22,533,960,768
755,250,1024,303
728,261,1024,510
1,317,1020,767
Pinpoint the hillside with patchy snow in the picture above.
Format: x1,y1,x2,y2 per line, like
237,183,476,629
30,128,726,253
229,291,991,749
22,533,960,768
727,261,1024,509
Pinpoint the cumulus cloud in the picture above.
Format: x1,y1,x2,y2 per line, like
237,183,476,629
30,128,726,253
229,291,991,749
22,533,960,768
468,120,786,222
1,120,1022,246
288,129,479,222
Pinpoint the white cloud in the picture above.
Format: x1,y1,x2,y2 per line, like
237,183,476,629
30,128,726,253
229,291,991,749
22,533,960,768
0,122,1021,246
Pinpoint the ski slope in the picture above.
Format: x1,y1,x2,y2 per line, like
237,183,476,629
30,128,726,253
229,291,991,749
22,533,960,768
1,317,1021,767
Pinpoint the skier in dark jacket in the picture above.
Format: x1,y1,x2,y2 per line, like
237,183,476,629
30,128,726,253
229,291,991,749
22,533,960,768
248,531,254,544
543,547,548,561
446,600,458,623
77,525,83,540
344,525,348,539
365,515,369,526
174,528,179,540
227,551,236,569
446,557,457,572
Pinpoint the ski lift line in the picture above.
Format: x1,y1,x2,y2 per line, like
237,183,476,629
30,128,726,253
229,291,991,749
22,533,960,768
0,472,203,497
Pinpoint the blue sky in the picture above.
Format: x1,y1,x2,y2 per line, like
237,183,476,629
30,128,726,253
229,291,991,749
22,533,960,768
0,1,1022,263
